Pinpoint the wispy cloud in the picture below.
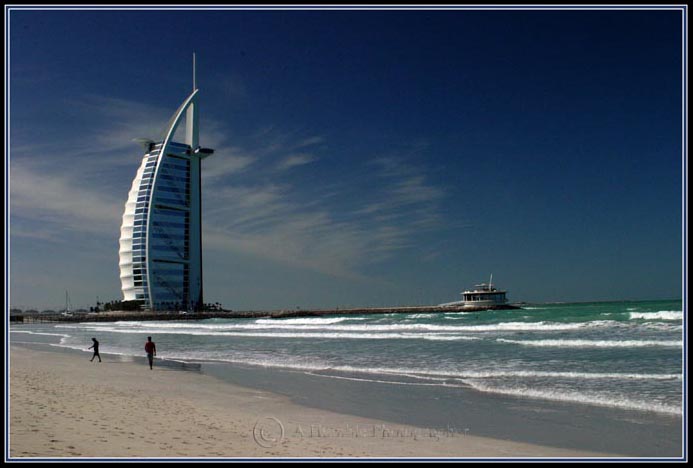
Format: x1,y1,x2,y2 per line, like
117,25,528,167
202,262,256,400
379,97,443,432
203,148,258,181
293,136,324,149
10,91,449,283
72,95,172,155
9,162,124,237
355,157,445,226
202,150,447,278
275,153,318,171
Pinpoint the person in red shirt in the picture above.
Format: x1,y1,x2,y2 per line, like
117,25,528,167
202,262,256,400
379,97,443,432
145,336,156,370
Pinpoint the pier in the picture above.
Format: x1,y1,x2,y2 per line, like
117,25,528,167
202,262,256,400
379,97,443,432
10,304,521,324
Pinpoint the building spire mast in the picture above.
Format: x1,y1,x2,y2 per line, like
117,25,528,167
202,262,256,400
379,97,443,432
193,52,197,91
186,53,199,148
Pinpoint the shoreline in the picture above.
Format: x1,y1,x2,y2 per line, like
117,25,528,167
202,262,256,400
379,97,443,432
8,343,630,459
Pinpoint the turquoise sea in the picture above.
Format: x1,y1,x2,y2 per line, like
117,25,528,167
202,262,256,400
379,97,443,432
12,300,684,417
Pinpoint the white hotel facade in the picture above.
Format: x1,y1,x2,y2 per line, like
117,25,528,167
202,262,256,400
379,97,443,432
118,77,214,311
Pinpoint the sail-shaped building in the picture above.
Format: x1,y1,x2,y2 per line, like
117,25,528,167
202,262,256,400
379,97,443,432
118,59,214,311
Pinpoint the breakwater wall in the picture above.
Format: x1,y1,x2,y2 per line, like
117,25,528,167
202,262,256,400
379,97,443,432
12,304,521,324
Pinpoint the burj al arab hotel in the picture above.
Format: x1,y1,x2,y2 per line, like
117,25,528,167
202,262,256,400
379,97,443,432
118,56,214,311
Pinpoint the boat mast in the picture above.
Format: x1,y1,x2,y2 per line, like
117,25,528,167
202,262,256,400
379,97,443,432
489,273,493,290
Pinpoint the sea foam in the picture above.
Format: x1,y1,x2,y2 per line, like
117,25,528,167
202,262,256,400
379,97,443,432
464,381,682,415
57,320,597,333
496,338,683,348
629,311,682,321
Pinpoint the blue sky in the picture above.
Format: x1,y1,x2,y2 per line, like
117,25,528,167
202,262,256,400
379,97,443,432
7,7,684,310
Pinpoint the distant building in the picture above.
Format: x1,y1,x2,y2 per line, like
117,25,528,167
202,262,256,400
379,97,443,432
118,59,214,311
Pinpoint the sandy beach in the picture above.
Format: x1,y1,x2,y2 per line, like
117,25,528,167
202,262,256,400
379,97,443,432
8,344,618,459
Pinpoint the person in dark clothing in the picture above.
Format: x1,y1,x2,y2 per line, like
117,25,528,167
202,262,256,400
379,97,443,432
88,338,101,363
144,336,156,370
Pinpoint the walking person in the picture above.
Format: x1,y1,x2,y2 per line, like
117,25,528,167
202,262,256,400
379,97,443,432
88,337,101,363
145,336,156,370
